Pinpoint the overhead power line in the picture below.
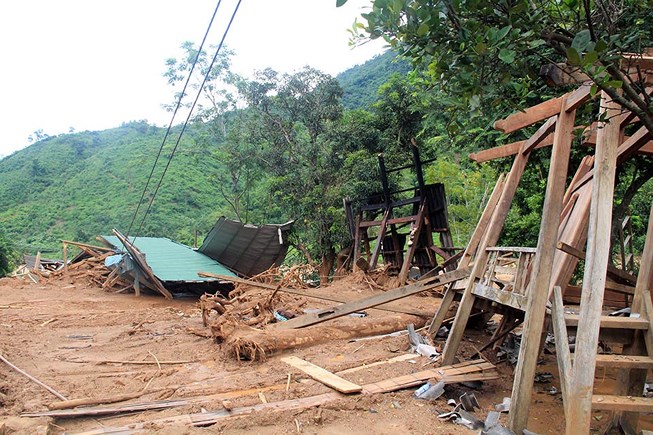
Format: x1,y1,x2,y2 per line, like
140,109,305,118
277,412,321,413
131,0,243,241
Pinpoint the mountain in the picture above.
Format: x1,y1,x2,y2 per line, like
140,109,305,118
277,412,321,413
0,121,237,256
337,50,411,110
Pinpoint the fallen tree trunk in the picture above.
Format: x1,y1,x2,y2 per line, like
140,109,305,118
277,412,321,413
227,314,426,361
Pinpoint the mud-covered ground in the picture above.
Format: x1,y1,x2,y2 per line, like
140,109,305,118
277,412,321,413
0,273,634,434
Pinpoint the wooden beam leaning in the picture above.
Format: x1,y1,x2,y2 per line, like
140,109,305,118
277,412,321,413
442,150,531,365
566,91,621,434
551,286,572,417
521,115,558,155
427,174,506,335
494,96,563,133
272,267,472,330
508,96,576,434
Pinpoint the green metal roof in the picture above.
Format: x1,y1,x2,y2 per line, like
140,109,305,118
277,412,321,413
102,236,235,282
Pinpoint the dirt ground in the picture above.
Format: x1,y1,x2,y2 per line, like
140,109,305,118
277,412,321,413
0,272,636,434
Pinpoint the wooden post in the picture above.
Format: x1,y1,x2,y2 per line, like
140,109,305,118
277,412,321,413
62,242,68,274
441,152,530,365
397,203,426,284
508,101,576,433
565,91,621,434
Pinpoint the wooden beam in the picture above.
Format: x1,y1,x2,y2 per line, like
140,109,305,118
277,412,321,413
370,208,391,269
281,356,362,394
494,96,563,133
272,267,472,330
563,83,593,112
521,115,558,154
362,359,498,394
556,242,637,285
616,125,653,164
398,202,426,284
551,286,572,418
566,91,621,434
508,96,577,434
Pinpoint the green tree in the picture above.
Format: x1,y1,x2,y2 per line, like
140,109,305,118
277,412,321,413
0,228,16,276
237,67,348,282
347,0,653,134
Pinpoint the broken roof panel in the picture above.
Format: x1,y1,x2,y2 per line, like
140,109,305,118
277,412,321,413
101,236,235,282
198,217,294,277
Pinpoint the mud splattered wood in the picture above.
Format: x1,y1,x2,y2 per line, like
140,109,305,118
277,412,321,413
362,359,498,394
281,356,362,394
273,267,471,330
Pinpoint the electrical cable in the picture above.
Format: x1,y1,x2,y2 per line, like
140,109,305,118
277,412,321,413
126,0,224,238
132,0,243,241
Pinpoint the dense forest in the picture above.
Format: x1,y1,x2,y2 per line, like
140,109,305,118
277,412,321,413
1,0,652,281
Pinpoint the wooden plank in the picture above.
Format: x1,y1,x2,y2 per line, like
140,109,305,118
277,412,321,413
551,286,572,416
273,267,472,330
494,96,563,133
471,284,527,311
485,246,537,253
593,355,653,369
567,91,622,434
362,359,498,394
74,393,339,434
281,356,362,394
521,115,558,154
563,314,648,329
592,395,653,412
508,94,577,434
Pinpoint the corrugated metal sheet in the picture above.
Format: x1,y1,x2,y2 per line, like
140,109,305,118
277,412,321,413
198,217,294,277
102,236,235,282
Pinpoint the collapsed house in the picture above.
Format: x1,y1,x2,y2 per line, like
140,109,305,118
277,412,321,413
67,217,294,299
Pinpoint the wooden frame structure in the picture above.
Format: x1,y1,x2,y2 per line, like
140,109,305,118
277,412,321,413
345,143,459,284
428,68,653,433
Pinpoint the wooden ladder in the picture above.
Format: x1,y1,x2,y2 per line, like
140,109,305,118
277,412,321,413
551,201,653,433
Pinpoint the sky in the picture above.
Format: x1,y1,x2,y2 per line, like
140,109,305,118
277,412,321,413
0,0,386,158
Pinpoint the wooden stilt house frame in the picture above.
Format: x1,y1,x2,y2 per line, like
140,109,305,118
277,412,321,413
345,143,459,284
428,54,653,434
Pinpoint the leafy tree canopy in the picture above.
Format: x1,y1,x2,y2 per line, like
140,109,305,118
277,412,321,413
345,0,653,135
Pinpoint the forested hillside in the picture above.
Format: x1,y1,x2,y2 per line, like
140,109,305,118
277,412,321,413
337,50,411,109
0,121,239,256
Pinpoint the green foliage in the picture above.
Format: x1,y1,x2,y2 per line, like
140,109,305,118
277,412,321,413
0,121,238,256
0,227,16,276
424,158,497,247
